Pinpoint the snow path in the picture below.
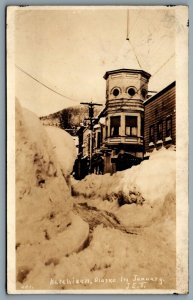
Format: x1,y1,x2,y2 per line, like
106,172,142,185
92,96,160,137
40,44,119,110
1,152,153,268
73,202,139,235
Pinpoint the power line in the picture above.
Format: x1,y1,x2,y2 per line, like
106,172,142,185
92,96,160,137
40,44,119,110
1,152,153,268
80,101,103,170
128,38,143,69
126,10,129,40
152,53,175,76
15,64,80,102
125,10,142,69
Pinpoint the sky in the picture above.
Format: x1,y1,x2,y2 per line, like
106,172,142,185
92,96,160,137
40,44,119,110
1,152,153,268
14,7,176,116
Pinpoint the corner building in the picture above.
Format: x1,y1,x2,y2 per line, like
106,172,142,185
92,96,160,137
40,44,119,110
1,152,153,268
103,68,151,158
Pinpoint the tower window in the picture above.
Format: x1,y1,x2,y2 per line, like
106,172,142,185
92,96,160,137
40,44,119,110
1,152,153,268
125,116,137,136
157,121,163,140
110,116,120,137
149,125,154,142
141,89,147,98
166,116,172,138
127,87,136,96
113,88,120,96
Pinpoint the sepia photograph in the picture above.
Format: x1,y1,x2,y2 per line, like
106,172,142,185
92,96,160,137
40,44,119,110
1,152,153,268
7,5,188,294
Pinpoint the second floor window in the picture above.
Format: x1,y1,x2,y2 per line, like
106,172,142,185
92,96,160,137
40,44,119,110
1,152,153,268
157,121,163,140
149,125,154,142
110,116,120,137
166,116,172,138
125,116,137,136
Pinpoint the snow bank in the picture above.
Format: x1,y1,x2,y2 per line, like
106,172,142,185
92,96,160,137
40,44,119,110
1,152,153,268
15,99,89,289
45,224,175,290
45,126,76,177
72,148,176,227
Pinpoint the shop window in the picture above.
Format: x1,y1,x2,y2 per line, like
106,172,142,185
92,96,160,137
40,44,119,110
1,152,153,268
149,125,154,142
166,116,172,138
110,116,120,137
125,116,137,136
157,121,163,140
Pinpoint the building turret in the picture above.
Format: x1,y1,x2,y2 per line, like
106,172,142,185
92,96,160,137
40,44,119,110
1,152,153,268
103,68,151,158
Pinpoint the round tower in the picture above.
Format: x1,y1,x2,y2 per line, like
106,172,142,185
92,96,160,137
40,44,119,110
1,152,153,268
103,68,151,157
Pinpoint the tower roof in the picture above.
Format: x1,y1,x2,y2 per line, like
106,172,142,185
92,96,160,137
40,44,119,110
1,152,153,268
103,68,151,80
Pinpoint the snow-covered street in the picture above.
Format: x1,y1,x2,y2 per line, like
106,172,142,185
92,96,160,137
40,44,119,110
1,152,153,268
15,101,176,291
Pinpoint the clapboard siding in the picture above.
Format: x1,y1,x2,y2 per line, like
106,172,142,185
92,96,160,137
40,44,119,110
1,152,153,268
144,82,176,152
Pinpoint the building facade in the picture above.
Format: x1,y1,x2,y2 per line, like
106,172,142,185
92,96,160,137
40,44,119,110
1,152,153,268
103,68,151,158
144,81,176,155
76,69,176,175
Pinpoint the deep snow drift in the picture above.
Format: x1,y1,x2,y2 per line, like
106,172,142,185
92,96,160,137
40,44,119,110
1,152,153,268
15,99,176,290
70,148,176,290
15,100,89,289
45,126,76,178
72,148,176,228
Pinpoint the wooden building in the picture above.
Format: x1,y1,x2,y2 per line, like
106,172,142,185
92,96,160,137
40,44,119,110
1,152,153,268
144,81,176,155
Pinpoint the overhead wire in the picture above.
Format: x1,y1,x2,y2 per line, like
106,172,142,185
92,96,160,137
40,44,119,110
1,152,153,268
105,8,175,118
16,9,175,118
15,64,81,103
128,10,173,71
126,9,143,70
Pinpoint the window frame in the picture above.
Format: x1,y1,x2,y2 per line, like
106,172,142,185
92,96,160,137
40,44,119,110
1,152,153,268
110,116,121,137
157,120,163,141
166,115,172,138
111,87,121,97
149,124,155,143
125,116,138,137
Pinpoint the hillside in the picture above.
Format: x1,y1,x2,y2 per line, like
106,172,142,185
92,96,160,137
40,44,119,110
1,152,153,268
39,105,104,134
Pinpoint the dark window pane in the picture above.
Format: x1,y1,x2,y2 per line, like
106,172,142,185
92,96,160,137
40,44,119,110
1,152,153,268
111,126,119,136
141,117,144,136
106,126,108,138
166,117,172,137
125,116,137,136
149,125,154,142
113,88,120,96
110,116,120,137
157,121,163,140
128,88,136,96
125,116,137,127
111,116,120,126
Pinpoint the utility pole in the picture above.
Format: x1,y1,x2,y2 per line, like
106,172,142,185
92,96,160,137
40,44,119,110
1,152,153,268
80,101,103,172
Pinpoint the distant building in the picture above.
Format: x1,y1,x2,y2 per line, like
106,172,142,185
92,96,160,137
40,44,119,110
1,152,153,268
144,81,176,155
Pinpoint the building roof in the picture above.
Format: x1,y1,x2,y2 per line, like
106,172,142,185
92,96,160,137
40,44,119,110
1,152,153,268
103,68,151,80
96,107,106,119
144,81,176,106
